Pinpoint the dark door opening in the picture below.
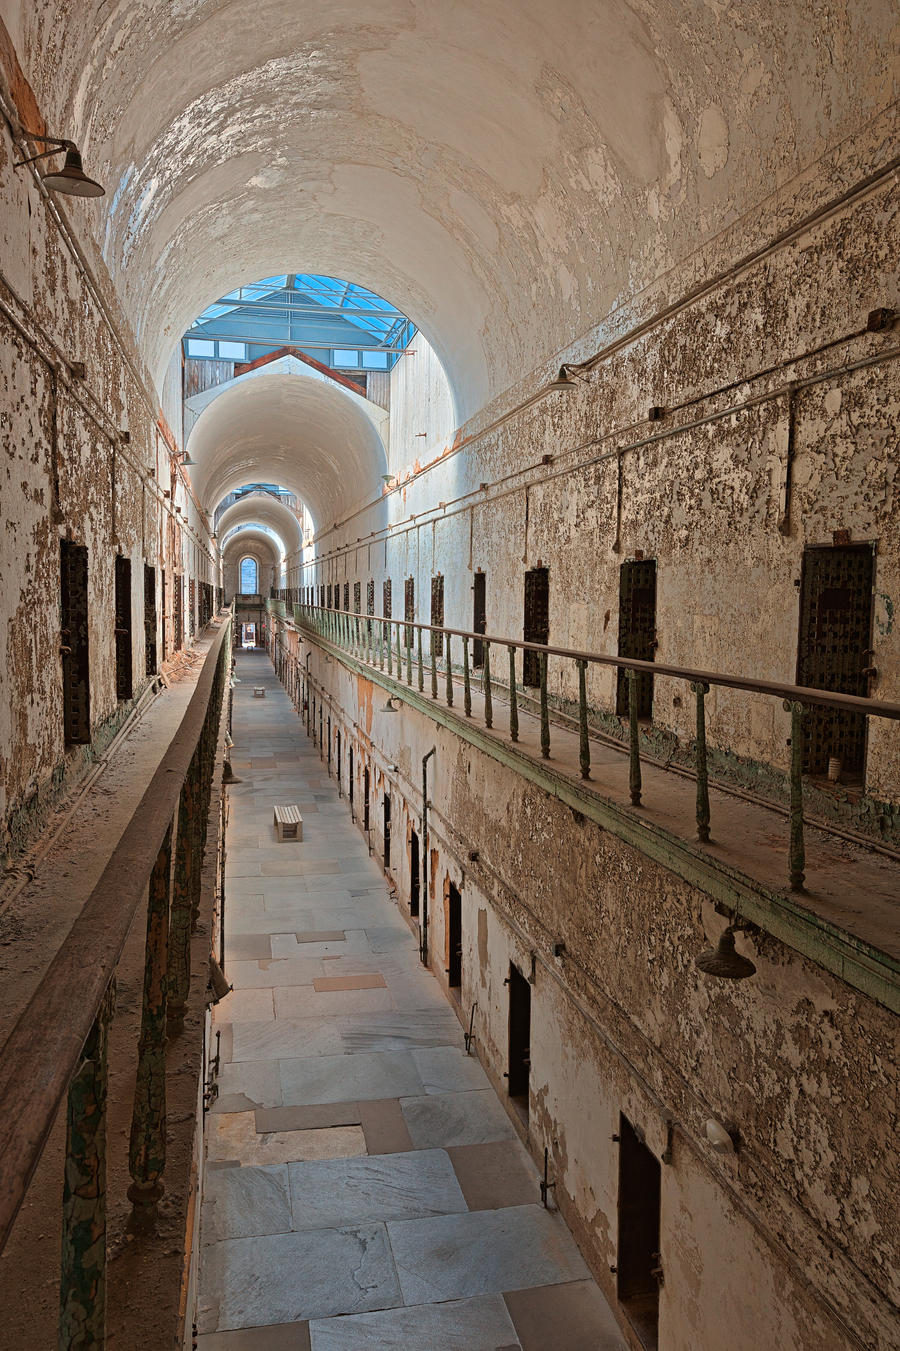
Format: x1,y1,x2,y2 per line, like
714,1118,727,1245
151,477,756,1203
447,881,462,992
523,566,549,687
473,570,486,667
616,559,657,719
161,568,167,659
410,829,420,918
349,746,354,813
383,794,391,870
336,729,342,792
797,544,874,783
404,576,415,647
383,579,392,643
616,1113,662,1350
60,540,91,746
327,717,331,770
114,553,133,702
431,575,444,657
319,705,323,756
364,767,370,832
506,961,531,1113
173,573,183,651
144,564,157,676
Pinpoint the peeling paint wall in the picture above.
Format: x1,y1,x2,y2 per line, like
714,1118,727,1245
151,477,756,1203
295,645,900,1351
304,148,900,816
0,123,217,864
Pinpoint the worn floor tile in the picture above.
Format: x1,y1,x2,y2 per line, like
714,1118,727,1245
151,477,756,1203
200,1226,401,1329
280,1051,425,1106
201,1163,292,1242
231,1020,344,1062
276,985,395,1018
255,1103,362,1133
358,1099,414,1155
386,1206,590,1305
401,1090,517,1149
412,1046,490,1094
287,1150,466,1230
308,1295,521,1350
197,1321,310,1350
446,1141,539,1211
208,1112,366,1166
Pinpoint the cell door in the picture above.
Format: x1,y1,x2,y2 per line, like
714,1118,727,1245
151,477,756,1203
60,540,91,745
161,568,167,659
404,577,415,647
383,794,391,870
447,882,462,990
797,544,874,781
114,554,133,701
473,571,486,668
383,579,392,643
506,961,531,1110
144,563,157,676
431,575,444,657
327,717,331,769
173,573,183,651
349,747,354,811
364,767,370,832
616,560,657,719
336,729,342,790
410,829,420,917
523,567,549,687
617,1113,662,1350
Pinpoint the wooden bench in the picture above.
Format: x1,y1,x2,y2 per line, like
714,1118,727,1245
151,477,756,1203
253,686,266,698
273,804,303,842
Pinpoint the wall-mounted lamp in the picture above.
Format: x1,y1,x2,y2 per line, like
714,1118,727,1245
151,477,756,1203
179,451,196,466
381,697,399,713
15,132,105,197
704,1119,739,1154
695,927,756,980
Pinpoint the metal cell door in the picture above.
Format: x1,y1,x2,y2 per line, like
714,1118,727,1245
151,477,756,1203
472,571,486,668
60,540,91,745
144,563,157,676
431,575,444,656
797,544,874,780
523,567,549,687
616,560,656,719
114,554,133,701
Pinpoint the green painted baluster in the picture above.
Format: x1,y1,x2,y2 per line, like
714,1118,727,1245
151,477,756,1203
59,986,114,1350
627,669,642,806
445,633,454,706
128,821,172,1228
483,640,493,729
508,645,518,742
784,699,806,890
539,651,550,758
691,681,711,842
463,637,472,716
577,659,590,779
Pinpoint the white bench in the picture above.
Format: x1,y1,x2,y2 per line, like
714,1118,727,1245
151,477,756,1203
273,804,303,842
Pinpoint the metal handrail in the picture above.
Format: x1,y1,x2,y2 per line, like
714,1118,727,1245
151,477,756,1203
297,604,900,720
0,614,231,1255
291,602,898,894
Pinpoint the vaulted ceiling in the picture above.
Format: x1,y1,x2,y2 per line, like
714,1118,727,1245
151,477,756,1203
9,0,894,423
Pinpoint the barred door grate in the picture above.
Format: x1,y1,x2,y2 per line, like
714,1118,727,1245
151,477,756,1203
431,575,444,656
473,572,486,667
797,544,874,779
144,563,157,676
523,567,549,687
60,540,91,745
114,554,133,701
616,560,656,719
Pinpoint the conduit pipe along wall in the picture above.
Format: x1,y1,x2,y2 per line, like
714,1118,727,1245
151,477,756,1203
420,747,436,965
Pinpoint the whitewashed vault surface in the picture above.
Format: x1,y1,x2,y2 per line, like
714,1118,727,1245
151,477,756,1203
8,0,896,424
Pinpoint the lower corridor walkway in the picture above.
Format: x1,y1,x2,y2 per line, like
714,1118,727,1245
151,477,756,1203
197,651,625,1350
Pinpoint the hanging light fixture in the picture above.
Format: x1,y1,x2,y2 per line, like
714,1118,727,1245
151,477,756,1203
15,132,105,197
381,696,399,713
695,927,756,980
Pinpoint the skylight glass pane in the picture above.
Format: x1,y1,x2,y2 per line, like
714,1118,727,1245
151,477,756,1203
362,350,389,369
186,339,215,357
332,350,359,366
218,341,246,359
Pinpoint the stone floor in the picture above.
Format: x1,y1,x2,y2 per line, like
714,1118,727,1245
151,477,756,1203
197,650,625,1351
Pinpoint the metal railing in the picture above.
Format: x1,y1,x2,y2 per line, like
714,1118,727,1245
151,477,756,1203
291,604,900,893
0,613,232,1344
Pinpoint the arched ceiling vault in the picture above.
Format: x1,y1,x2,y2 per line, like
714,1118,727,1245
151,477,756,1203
222,528,280,569
8,2,896,421
217,493,303,558
187,372,388,527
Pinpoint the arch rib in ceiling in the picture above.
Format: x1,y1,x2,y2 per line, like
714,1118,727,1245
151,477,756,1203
216,493,303,558
186,372,388,529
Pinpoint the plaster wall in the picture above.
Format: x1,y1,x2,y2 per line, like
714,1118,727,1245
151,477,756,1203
290,640,900,1351
387,334,456,473
298,154,900,814
0,126,217,864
